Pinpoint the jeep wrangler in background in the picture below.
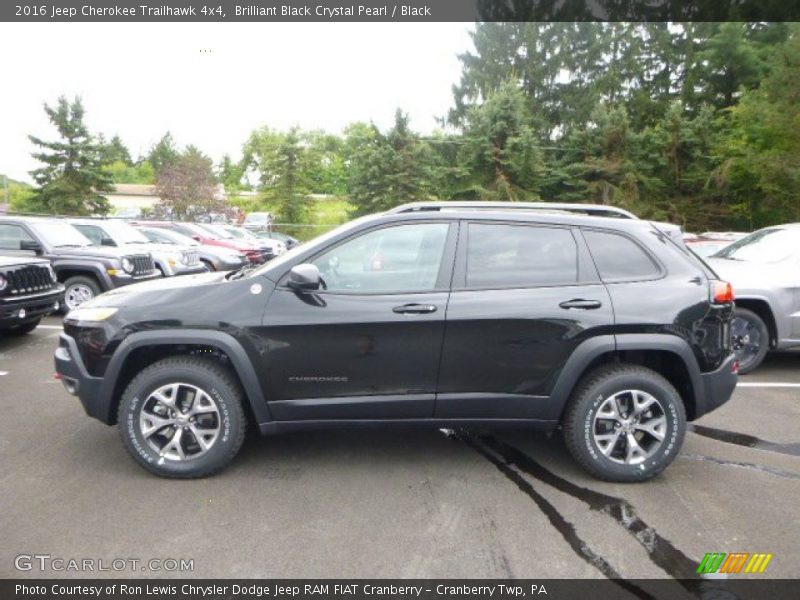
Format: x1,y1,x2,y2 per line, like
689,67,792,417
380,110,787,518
55,203,738,481
0,216,159,311
0,255,64,335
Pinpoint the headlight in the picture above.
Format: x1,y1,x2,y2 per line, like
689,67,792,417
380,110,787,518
121,258,134,273
0,274,6,291
66,307,118,322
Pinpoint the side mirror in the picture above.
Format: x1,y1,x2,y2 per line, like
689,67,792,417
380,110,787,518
19,239,42,254
287,264,321,292
100,237,116,247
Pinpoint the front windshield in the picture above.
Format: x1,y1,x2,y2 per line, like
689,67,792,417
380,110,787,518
245,216,375,279
31,221,92,247
225,227,246,239
140,228,175,245
102,220,150,244
713,228,798,263
179,222,219,239
199,223,234,239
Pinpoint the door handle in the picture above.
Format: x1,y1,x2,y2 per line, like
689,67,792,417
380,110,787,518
559,299,602,310
393,303,438,314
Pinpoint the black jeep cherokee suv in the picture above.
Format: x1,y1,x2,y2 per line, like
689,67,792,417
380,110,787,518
0,216,158,311
54,203,738,481
0,255,64,334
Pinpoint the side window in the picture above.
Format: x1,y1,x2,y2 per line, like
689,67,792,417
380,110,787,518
312,223,449,294
73,224,103,245
0,224,35,251
466,224,578,288
583,230,661,281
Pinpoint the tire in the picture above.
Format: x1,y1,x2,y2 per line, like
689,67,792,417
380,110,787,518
731,308,769,374
63,275,102,312
200,259,216,272
117,356,247,478
562,364,686,483
2,318,42,335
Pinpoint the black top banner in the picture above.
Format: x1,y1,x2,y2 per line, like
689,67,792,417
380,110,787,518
3,0,800,22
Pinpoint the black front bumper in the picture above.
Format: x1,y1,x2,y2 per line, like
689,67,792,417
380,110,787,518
0,287,64,327
694,353,738,419
54,333,110,423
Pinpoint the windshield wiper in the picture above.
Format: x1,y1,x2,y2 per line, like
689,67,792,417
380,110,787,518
226,264,258,280
54,243,84,248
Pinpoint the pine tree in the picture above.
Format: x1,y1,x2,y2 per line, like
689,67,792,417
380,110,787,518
346,110,437,215
148,132,180,175
28,96,113,215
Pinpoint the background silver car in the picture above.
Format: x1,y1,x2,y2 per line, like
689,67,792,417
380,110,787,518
706,223,800,373
134,225,249,272
70,219,205,277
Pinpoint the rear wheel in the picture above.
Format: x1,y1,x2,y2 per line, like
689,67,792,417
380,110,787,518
563,364,686,482
200,259,215,272
731,308,769,374
118,356,246,478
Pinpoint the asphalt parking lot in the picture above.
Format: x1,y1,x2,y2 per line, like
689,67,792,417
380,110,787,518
1,316,798,581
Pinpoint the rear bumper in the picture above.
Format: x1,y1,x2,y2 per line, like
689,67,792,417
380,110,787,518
54,333,109,423
694,353,738,419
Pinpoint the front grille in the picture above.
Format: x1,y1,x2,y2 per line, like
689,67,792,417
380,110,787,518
130,254,155,276
184,250,199,266
2,264,56,296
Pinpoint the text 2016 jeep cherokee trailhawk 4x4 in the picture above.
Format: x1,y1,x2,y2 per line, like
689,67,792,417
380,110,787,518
55,203,739,481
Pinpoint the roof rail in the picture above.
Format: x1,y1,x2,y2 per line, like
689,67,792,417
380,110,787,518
388,201,638,219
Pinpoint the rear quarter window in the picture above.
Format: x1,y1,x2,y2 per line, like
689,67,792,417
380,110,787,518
583,229,661,282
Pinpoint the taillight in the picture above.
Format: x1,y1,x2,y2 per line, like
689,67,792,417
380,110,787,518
711,280,734,304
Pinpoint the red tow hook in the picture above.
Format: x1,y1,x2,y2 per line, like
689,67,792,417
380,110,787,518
731,360,740,374
54,373,62,380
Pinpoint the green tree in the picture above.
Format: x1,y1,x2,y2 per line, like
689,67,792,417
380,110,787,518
243,126,313,223
345,110,437,215
147,132,179,175
714,27,800,229
98,134,133,166
27,96,112,215
105,160,155,184
459,82,543,200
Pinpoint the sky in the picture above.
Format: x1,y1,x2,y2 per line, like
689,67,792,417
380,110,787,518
0,22,474,183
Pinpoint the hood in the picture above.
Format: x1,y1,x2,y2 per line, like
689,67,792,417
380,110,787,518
85,270,229,307
55,245,150,260
0,256,50,268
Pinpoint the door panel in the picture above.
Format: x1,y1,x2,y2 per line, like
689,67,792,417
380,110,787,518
436,221,613,420
436,285,613,419
257,221,456,421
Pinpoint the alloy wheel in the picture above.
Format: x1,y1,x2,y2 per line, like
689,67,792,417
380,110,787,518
139,382,221,461
731,315,762,370
592,389,667,465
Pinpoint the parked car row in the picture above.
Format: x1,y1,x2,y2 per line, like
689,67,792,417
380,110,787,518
0,215,293,327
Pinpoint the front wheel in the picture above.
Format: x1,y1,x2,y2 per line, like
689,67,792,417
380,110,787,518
730,308,769,374
563,364,686,482
63,276,101,312
118,356,247,478
1,318,42,335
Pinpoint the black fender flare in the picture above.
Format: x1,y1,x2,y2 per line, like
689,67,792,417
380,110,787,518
548,333,704,420
99,329,271,424
52,260,114,291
